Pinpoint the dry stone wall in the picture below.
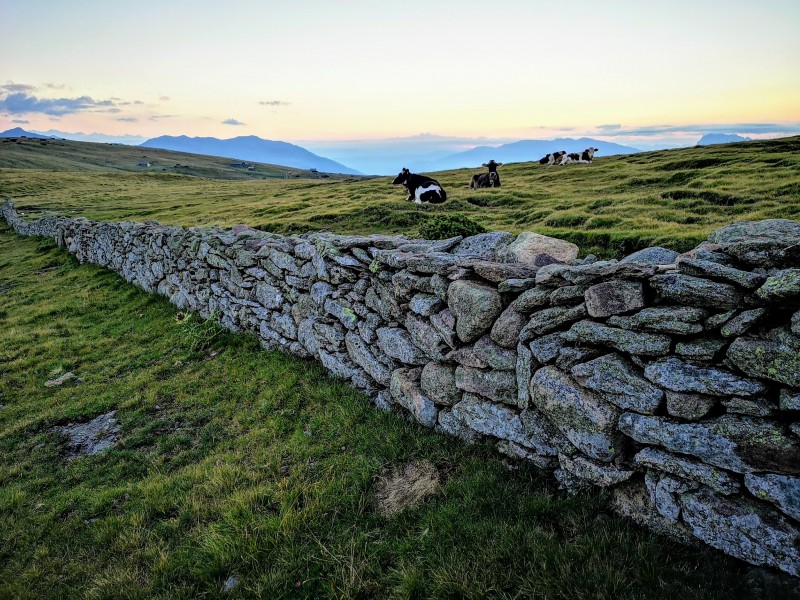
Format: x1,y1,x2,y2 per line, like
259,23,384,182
3,200,800,576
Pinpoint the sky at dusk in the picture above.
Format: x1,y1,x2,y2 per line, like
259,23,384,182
1,0,799,148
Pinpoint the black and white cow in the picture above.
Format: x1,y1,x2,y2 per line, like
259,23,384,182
469,159,503,188
392,168,447,204
539,150,567,165
470,171,499,189
561,147,599,165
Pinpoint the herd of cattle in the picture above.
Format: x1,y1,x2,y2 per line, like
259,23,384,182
392,147,600,204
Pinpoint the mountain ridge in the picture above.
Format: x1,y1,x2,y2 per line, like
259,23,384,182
140,135,361,175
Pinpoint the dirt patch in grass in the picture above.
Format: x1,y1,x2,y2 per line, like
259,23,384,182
373,459,442,516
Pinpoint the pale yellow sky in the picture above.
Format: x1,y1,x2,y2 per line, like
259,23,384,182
1,0,798,143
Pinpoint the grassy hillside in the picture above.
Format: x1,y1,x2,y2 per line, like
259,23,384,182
0,137,357,181
1,136,799,257
1,224,777,599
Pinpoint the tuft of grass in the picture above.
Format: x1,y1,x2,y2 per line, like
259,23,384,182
0,225,778,598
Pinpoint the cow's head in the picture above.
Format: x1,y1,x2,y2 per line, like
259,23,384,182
488,171,499,185
392,168,411,186
586,147,599,156
557,150,567,156
482,160,503,172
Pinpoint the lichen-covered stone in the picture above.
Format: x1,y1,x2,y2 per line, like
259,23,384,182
555,346,603,371
405,314,448,361
436,408,481,443
420,362,460,406
563,320,672,356
610,480,695,544
473,335,517,370
618,413,800,475
409,293,443,316
722,397,776,417
619,246,679,266
650,273,743,309
674,337,728,361
634,447,740,495
497,441,557,469
447,280,503,343
389,368,438,427
779,388,800,411
585,280,645,318
452,232,514,260
516,342,535,409
755,269,800,305
558,453,634,487
720,308,768,338
512,287,551,312
430,309,458,349
345,332,392,385
645,471,697,522
528,332,567,364
678,258,767,290
570,353,664,414
530,367,623,462
709,219,800,268
520,304,587,339
681,487,800,577
376,327,428,365
504,231,578,264
550,285,589,306
744,473,800,522
665,391,717,420
727,328,800,388
607,306,706,335
645,357,767,397
455,366,517,405
490,305,527,348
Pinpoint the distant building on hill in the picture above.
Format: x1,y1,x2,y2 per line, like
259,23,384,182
137,161,151,167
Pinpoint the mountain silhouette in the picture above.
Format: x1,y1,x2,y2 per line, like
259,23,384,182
140,135,361,174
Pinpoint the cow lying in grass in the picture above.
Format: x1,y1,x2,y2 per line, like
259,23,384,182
392,168,447,203
539,151,567,165
469,159,503,188
561,147,599,165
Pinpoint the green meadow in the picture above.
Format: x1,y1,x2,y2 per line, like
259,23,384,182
2,136,799,257
0,226,775,599
1,137,800,598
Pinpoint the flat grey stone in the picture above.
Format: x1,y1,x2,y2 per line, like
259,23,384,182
389,368,438,427
585,280,645,318
650,273,743,309
473,335,517,370
519,304,587,339
779,388,800,410
512,287,551,312
377,327,429,365
490,305,527,349
756,269,800,304
528,332,567,364
678,258,767,289
345,332,392,385
54,411,120,458
549,285,589,306
744,473,800,522
618,413,800,475
405,314,448,361
504,231,578,264
558,453,634,487
645,357,767,397
409,293,443,316
455,365,517,405
452,232,515,260
564,320,672,356
516,342,535,409
665,391,717,420
681,487,800,577
571,353,664,414
607,306,706,335
675,337,728,361
619,246,679,265
530,366,622,462
708,219,800,268
634,447,740,495
727,328,800,388
721,308,768,338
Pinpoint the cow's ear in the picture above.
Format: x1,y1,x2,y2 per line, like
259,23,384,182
481,163,487,167
497,163,503,166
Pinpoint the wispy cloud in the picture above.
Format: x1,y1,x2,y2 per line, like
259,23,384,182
593,122,800,137
159,95,170,101
0,89,123,116
259,100,290,107
117,117,138,122
2,83,37,93
597,124,622,132
149,114,178,121
12,119,29,124
222,118,245,126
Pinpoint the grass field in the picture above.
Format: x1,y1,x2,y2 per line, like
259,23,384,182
2,136,799,257
2,224,787,599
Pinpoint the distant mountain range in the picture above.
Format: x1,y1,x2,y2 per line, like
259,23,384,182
411,137,640,172
0,127,52,139
696,133,752,146
140,135,361,175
